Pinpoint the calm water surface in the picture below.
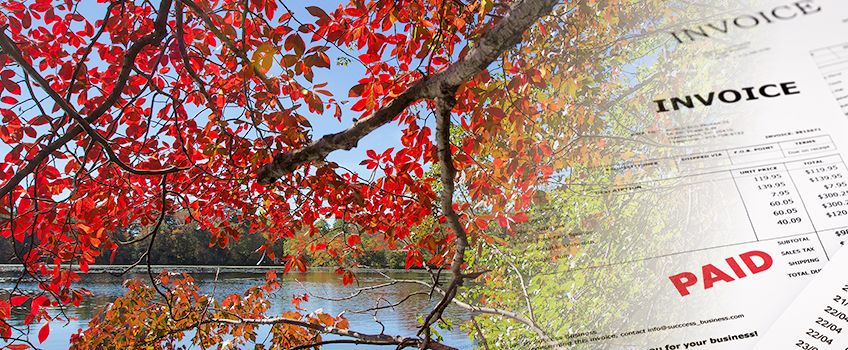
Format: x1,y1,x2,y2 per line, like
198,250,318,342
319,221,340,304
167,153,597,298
0,270,474,349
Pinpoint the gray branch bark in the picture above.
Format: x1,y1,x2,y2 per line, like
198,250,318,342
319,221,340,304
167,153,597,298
255,0,559,184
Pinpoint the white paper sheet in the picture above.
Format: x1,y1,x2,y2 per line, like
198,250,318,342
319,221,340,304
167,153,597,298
533,1,848,348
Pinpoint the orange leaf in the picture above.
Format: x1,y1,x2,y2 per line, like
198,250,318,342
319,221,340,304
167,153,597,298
316,313,334,326
336,317,349,330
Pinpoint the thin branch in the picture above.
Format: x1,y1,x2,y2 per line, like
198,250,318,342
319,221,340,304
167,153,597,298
175,1,216,110
471,317,491,350
418,94,465,347
347,291,430,314
255,0,560,184
297,279,417,302
489,243,535,322
391,278,562,349
145,175,170,300
179,0,277,92
191,316,458,350
0,31,186,176
65,1,120,102
0,0,175,199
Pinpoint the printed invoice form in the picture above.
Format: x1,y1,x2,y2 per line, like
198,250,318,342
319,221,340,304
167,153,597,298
519,0,848,349
754,245,848,349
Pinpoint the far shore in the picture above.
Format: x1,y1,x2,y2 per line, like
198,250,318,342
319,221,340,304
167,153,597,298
0,264,435,275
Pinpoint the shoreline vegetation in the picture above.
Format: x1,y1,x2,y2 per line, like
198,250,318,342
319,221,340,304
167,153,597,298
0,218,413,270
0,264,432,275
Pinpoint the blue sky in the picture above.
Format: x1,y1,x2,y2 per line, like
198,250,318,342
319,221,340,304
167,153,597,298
4,0,413,179
286,2,408,176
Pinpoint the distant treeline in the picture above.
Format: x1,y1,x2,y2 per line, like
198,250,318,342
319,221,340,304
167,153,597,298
0,216,408,269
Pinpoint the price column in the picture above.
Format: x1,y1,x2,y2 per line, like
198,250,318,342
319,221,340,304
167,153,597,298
787,155,848,256
731,164,814,241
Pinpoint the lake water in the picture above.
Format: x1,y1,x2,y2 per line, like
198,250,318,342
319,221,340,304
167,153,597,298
0,269,474,349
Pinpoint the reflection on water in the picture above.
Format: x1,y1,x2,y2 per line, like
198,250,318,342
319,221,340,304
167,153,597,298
0,270,474,349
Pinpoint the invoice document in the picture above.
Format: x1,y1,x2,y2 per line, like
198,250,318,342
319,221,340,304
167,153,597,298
754,245,848,349
518,0,848,348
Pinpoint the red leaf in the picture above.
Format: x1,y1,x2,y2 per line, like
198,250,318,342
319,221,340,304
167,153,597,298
0,323,11,339
10,295,27,307
284,35,305,56
351,98,367,112
347,234,361,246
315,52,330,68
405,249,422,269
28,115,49,126
342,270,355,285
38,323,49,343
497,216,508,228
348,83,365,97
0,300,9,318
2,79,20,95
512,212,529,223
305,6,328,19
30,295,48,316
345,7,364,17
473,217,489,230
358,53,379,65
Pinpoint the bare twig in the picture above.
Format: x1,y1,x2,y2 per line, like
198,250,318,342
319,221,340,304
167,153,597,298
0,0,175,199
185,316,459,350
255,0,560,184
0,32,187,176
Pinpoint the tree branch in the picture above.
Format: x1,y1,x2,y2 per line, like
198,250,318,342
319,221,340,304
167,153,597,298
175,1,216,110
0,29,187,177
179,0,277,92
0,0,174,199
199,316,458,350
392,278,563,349
255,0,559,185
471,317,491,350
418,94,465,347
489,243,535,322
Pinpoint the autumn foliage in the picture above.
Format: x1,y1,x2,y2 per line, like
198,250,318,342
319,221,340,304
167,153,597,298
0,0,673,347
